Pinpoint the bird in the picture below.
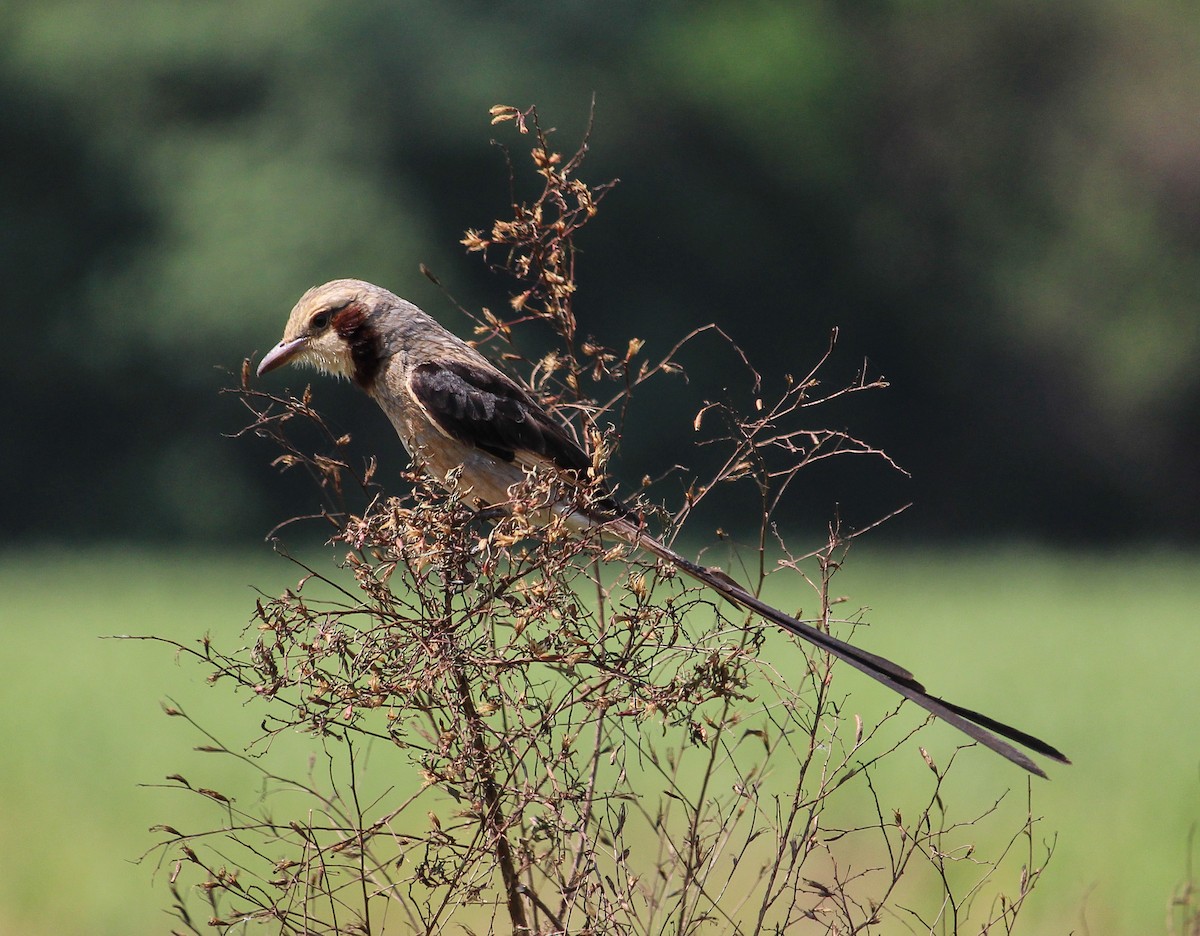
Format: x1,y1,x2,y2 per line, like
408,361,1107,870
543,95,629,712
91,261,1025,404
257,278,1069,777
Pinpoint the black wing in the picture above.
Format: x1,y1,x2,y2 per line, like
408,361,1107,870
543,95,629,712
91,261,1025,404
409,359,591,472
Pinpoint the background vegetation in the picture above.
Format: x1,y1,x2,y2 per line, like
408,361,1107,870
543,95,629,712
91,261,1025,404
2,2,1198,935
2,549,1196,935
3,0,1199,543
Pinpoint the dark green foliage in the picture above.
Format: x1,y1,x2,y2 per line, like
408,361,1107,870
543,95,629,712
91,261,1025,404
3,1,1198,542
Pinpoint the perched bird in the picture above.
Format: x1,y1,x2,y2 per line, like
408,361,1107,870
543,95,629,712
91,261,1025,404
258,279,1069,777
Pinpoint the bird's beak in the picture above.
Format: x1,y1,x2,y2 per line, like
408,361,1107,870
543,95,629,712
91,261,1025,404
256,336,309,377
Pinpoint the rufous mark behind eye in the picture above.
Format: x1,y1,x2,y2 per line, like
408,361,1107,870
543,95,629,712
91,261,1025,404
312,300,355,333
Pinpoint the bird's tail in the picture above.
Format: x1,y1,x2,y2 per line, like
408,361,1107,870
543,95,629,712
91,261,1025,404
610,520,1070,778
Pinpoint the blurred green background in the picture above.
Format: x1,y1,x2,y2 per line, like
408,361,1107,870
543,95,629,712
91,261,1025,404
1,2,1198,934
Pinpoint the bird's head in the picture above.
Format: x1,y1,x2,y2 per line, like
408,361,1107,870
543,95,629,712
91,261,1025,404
257,279,409,387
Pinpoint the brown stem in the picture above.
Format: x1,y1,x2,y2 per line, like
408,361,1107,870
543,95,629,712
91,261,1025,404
451,664,529,934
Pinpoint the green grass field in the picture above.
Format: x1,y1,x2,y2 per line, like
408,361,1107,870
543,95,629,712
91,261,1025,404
0,545,1195,935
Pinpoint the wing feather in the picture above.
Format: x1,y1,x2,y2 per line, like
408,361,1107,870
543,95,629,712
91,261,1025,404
408,360,591,472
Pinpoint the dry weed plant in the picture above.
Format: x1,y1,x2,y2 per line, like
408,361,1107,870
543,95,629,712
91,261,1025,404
1170,826,1200,936
140,105,1054,935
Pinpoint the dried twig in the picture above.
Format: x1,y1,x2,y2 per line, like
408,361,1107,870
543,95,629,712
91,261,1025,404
137,104,1053,936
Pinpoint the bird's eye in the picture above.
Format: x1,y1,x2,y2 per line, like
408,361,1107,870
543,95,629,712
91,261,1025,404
311,311,331,331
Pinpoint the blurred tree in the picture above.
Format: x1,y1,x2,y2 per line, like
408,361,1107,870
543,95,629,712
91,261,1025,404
1,0,1196,543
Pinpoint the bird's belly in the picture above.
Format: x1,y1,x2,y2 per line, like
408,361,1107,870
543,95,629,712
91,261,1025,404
377,392,592,528
382,409,518,504
437,446,528,508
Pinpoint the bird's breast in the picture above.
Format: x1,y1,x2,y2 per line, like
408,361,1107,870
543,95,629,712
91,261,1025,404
370,375,525,508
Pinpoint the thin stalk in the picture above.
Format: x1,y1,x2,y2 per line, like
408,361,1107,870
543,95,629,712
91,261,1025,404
450,663,529,934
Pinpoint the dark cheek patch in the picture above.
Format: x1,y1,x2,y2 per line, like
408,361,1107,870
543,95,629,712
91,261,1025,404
332,302,383,387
